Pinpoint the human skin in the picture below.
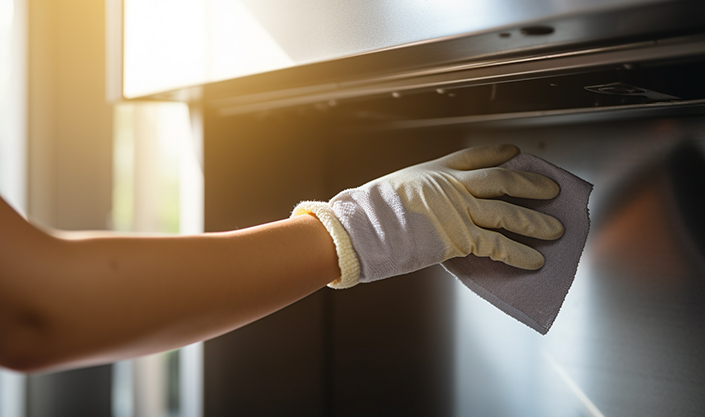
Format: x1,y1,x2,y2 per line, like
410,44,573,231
0,145,563,373
0,197,339,372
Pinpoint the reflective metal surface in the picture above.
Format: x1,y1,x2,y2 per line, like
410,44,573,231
125,0,693,98
452,119,705,417
237,0,663,62
202,100,705,416
195,2,705,415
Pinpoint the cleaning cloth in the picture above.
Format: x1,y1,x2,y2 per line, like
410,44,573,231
442,153,592,334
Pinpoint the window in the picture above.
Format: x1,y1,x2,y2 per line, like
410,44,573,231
111,102,204,417
0,0,26,415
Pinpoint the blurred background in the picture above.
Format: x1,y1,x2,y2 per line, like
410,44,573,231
1,0,704,416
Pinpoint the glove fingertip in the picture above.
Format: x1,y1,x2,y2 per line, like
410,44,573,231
549,219,565,240
500,244,546,270
444,144,520,170
544,179,561,199
510,253,545,270
497,143,521,157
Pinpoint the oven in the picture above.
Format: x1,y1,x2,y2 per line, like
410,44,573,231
134,1,705,415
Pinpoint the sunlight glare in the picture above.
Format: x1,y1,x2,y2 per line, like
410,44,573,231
123,0,294,98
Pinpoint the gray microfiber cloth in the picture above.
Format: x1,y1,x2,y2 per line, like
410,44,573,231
442,153,593,335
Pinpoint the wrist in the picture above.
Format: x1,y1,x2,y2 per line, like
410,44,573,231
291,201,361,289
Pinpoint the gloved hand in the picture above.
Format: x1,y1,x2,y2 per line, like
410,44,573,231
292,144,564,289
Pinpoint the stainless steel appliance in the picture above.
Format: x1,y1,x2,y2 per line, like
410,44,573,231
142,1,705,415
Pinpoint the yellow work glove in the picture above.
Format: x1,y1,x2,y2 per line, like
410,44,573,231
292,144,564,289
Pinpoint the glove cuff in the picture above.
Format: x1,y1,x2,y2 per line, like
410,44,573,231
291,201,361,289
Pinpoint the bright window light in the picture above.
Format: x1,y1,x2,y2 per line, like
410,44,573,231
0,0,26,213
111,101,203,417
0,0,26,416
123,0,294,98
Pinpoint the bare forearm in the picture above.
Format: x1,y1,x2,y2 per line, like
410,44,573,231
0,200,339,372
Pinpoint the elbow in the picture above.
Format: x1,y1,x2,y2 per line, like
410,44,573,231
0,308,99,373
0,311,59,373
0,352,48,374
0,233,70,373
0,340,86,374
0,337,62,374
0,336,43,372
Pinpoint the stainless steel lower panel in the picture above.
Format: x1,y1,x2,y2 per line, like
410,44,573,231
450,117,705,417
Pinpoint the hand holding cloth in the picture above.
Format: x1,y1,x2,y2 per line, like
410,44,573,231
292,145,565,291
